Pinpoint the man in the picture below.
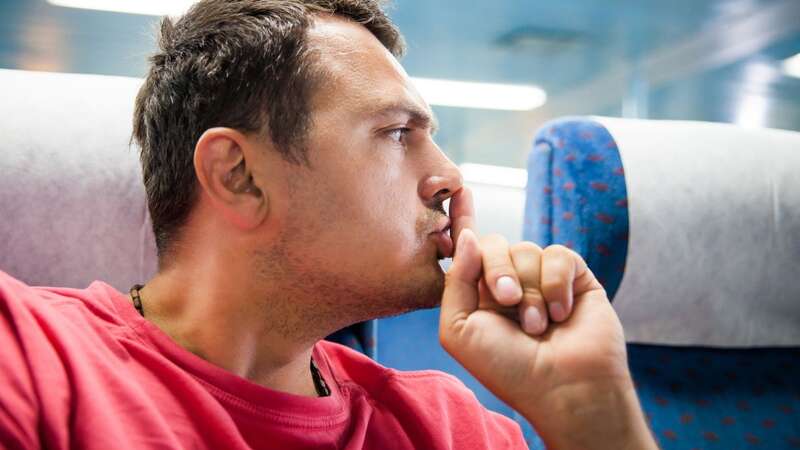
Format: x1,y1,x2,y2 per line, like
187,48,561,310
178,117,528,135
0,0,657,448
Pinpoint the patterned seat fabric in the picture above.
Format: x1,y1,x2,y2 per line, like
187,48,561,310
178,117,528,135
524,117,629,299
523,117,800,449
629,345,800,450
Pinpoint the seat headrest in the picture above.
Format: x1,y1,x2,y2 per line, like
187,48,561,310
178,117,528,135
524,116,800,347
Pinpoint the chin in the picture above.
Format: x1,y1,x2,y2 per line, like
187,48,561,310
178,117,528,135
403,262,446,311
364,262,444,321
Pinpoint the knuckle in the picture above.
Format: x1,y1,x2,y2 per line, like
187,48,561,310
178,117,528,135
543,247,573,268
521,286,545,303
510,241,543,255
439,332,457,356
510,242,542,278
541,267,571,289
480,233,509,247
544,257,571,276
438,328,452,348
481,243,514,275
484,261,514,279
543,244,572,257
439,318,470,352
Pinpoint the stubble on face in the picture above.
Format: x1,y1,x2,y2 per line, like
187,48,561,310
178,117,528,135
251,210,446,341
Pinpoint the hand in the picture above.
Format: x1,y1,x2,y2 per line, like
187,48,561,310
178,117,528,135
439,187,656,450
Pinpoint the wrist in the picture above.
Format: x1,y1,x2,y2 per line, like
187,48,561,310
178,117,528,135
521,378,658,450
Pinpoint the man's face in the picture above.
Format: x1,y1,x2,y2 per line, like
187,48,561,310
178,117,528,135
259,16,462,325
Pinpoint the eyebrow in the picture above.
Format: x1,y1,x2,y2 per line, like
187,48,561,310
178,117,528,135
369,101,439,135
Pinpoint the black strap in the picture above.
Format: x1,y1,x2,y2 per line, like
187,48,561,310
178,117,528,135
310,358,331,397
129,284,145,317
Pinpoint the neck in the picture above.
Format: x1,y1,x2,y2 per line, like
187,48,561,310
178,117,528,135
136,264,323,398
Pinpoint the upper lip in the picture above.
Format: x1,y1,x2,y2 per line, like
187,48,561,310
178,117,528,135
434,216,451,234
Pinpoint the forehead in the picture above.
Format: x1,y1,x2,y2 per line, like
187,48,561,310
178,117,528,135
306,15,430,118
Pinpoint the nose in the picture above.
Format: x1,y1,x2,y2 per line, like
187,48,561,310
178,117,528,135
418,149,463,207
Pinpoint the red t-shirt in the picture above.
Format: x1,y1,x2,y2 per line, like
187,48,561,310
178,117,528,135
0,271,527,449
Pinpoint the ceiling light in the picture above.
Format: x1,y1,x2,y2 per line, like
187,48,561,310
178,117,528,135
460,163,527,189
47,0,196,16
782,52,800,78
411,78,547,111
734,94,769,129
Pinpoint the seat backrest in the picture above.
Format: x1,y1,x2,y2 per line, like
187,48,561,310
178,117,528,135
0,69,157,291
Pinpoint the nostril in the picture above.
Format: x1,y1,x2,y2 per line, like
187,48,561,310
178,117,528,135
433,188,450,201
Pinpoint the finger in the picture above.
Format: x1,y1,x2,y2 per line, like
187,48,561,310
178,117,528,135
509,241,548,335
448,187,476,247
477,278,493,307
480,233,523,306
439,228,482,346
476,279,519,321
573,262,605,299
540,245,595,322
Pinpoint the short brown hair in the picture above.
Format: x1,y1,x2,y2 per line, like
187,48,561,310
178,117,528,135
132,0,404,264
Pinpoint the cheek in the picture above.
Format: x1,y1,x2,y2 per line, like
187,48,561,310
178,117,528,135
291,148,426,266
371,189,422,254
337,169,424,264
372,158,420,221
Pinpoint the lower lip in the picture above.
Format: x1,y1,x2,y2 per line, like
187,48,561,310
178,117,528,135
431,231,454,259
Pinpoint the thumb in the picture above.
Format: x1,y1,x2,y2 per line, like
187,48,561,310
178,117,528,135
439,228,482,341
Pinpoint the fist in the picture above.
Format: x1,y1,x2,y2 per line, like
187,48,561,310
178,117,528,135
473,234,588,336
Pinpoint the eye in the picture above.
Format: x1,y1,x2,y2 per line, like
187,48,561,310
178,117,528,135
387,127,411,145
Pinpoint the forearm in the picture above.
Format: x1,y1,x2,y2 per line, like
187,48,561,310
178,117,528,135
520,379,659,450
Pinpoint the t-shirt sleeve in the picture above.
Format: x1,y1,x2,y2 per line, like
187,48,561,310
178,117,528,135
0,274,41,449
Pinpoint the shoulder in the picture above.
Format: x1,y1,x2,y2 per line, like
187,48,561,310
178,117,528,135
0,270,134,351
0,272,139,448
0,270,127,324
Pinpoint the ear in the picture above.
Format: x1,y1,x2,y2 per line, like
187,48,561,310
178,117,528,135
193,127,269,230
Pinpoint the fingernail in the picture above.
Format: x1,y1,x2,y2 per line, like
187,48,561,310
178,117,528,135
496,276,522,303
548,302,566,322
522,306,544,334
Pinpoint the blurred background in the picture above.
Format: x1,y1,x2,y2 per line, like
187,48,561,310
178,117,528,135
1,0,799,171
